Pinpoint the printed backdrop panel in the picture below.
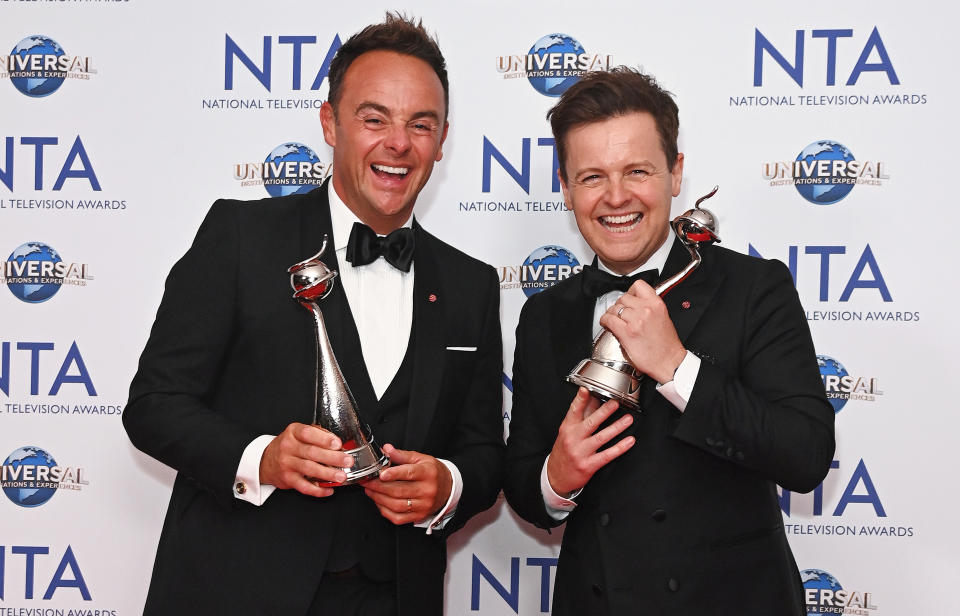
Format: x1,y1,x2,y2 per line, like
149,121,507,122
1,1,956,614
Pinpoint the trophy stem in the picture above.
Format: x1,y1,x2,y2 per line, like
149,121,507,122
288,238,389,486
303,302,389,484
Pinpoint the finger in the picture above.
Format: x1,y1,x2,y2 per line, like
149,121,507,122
373,502,421,526
598,311,628,335
287,474,337,498
588,434,636,469
368,494,428,525
297,459,349,485
381,443,421,467
363,479,409,498
296,424,342,450
580,393,603,420
379,462,425,483
626,278,656,297
565,387,593,423
300,444,354,469
579,398,622,434
588,412,634,449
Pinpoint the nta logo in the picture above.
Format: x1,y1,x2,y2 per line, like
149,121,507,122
754,27,897,88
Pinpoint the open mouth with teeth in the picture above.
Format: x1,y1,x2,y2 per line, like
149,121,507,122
599,212,643,233
372,163,410,180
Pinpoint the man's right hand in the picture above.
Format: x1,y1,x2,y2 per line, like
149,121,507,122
546,387,636,497
259,423,354,498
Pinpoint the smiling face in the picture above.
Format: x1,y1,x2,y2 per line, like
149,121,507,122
320,50,448,233
560,112,683,275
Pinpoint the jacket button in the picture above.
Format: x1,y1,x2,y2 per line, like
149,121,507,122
651,509,666,522
735,451,744,461
725,446,734,457
378,416,388,424
667,578,679,592
592,584,603,597
705,437,715,446
599,512,610,527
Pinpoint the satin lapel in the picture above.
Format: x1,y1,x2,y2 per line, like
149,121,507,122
298,182,377,411
550,274,596,383
404,224,445,450
658,238,724,344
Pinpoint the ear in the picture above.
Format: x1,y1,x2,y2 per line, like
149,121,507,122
434,121,449,162
320,102,337,148
671,153,684,197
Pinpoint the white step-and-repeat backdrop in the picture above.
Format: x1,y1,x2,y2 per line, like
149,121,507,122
2,1,956,614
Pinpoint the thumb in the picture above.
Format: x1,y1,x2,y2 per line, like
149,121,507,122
381,443,422,466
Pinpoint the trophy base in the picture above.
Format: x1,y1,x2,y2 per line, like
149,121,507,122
567,358,642,410
311,437,391,487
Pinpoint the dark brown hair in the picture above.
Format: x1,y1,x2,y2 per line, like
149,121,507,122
548,67,679,180
327,13,449,118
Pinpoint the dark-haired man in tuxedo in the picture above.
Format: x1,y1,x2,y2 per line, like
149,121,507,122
124,14,503,616
502,67,835,615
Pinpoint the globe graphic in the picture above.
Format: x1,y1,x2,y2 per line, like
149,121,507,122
526,34,584,97
800,569,844,615
817,354,850,413
10,35,66,97
2,446,59,507
794,140,856,205
521,245,580,297
5,242,63,303
263,143,323,198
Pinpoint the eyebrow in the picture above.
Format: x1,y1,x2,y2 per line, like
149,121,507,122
355,101,441,123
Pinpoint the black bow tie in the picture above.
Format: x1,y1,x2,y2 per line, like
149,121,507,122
580,264,658,298
345,222,415,272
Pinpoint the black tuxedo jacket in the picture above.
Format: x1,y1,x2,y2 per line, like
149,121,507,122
503,238,834,615
124,183,504,616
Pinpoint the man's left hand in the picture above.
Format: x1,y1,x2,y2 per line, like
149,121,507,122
598,279,687,384
362,443,452,525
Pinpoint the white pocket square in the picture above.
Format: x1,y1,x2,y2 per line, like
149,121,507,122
446,346,477,351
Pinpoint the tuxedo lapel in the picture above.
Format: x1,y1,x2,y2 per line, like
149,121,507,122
550,275,596,383
297,183,378,414
659,238,724,345
405,223,445,450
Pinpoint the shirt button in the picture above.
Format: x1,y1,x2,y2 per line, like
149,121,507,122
234,482,247,495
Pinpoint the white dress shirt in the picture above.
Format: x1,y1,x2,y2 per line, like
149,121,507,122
541,235,702,518
233,181,462,534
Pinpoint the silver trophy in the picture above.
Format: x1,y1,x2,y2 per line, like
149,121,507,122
566,186,722,409
288,237,389,485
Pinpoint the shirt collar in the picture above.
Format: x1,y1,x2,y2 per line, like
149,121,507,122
596,230,674,278
327,179,413,252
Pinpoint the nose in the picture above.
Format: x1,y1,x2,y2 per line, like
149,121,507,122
604,177,630,209
383,124,412,155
